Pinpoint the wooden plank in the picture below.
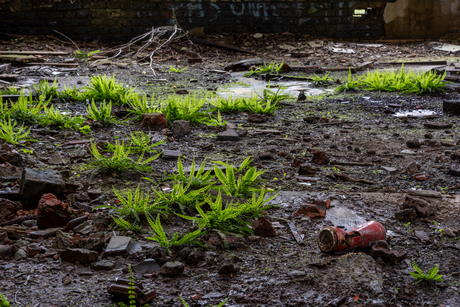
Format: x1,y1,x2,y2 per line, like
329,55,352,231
0,50,69,55
287,221,304,245
26,62,79,67
376,60,447,66
190,37,255,54
0,55,43,63
0,74,19,82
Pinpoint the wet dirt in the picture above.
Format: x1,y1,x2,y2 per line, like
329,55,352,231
1,34,460,307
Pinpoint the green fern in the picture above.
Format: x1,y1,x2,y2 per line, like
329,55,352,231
8,93,49,123
178,295,228,307
112,216,143,233
126,131,166,154
163,94,209,123
145,214,206,254
87,142,157,174
177,190,277,236
0,292,11,307
80,74,136,105
33,78,60,100
410,259,443,284
168,158,216,189
40,105,85,129
213,157,265,197
151,181,211,214
127,94,162,120
86,100,115,127
0,116,36,145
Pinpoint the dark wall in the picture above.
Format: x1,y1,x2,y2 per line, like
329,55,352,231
0,0,395,41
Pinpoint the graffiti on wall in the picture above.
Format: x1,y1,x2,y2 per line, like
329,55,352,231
170,0,280,23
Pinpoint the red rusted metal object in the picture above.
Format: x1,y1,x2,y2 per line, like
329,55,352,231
317,221,386,253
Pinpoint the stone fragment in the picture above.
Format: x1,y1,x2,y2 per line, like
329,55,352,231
414,230,429,242
218,260,239,275
223,58,264,72
443,99,460,115
37,194,81,229
48,152,65,165
26,243,43,258
217,129,240,141
140,113,168,131
0,231,9,245
64,216,88,230
406,162,419,173
298,163,318,176
423,121,453,129
407,190,441,198
0,147,23,166
0,198,21,223
394,208,417,222
311,150,329,164
412,173,427,181
0,162,22,178
161,150,182,160
87,189,102,200
448,169,460,177
14,248,27,260
258,152,272,160
294,204,326,218
406,139,421,149
92,259,116,270
19,168,65,206
103,236,142,257
370,240,407,263
248,114,266,123
186,249,205,265
171,120,191,138
160,261,185,277
402,196,437,217
132,259,161,274
60,248,98,264
29,227,63,239
0,244,18,258
251,217,276,237
443,228,456,237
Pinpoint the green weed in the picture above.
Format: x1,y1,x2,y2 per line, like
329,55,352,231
150,181,211,214
33,79,60,100
80,75,135,105
0,117,35,145
163,94,209,123
125,131,166,154
87,142,156,175
41,105,85,129
410,260,443,284
127,94,162,120
204,111,227,127
0,292,10,307
7,93,49,123
239,95,279,115
213,157,265,197
168,66,188,73
311,72,332,86
168,158,215,189
86,100,115,127
244,61,285,77
146,214,205,254
210,96,242,113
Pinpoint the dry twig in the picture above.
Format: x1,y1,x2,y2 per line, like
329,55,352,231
91,25,186,76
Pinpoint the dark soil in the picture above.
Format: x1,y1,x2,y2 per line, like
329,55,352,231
0,34,460,307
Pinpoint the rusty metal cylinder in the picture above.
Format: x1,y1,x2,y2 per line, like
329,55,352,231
317,221,386,253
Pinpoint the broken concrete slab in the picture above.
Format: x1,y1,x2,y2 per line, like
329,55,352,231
19,168,65,207
171,120,191,138
29,227,63,239
132,259,161,274
103,236,142,257
60,248,98,264
423,121,453,129
217,129,240,141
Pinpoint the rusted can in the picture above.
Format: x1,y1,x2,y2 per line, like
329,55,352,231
317,221,386,253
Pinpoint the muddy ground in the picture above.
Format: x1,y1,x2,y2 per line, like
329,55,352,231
1,33,460,307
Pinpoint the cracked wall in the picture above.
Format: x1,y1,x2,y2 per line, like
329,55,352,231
384,0,460,38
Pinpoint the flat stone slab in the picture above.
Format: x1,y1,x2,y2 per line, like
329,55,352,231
92,259,116,271
423,121,453,129
29,227,63,239
161,150,182,160
132,259,161,274
217,129,240,141
103,236,142,257
19,168,65,206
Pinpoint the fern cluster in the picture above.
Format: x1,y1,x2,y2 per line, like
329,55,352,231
410,259,444,284
337,65,448,94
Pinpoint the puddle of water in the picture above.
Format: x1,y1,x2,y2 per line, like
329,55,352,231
219,72,333,99
393,109,437,117
325,206,366,230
